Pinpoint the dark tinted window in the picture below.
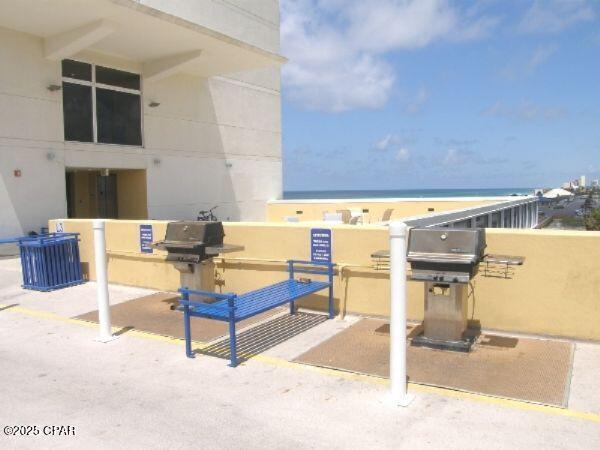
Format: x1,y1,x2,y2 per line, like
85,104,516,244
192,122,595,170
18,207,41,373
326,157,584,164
475,215,489,228
96,66,140,90
454,219,472,228
504,208,512,226
96,88,142,146
62,60,92,81
62,82,93,142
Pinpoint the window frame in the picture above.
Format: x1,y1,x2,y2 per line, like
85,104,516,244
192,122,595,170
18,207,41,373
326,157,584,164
62,60,144,147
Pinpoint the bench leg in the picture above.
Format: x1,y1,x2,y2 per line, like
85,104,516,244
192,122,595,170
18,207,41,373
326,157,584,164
184,305,194,358
290,300,295,315
328,284,334,319
228,319,238,367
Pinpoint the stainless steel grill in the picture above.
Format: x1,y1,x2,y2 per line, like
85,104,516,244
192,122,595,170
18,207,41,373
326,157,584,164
407,227,486,284
152,221,242,294
372,226,523,352
406,227,487,352
153,221,241,263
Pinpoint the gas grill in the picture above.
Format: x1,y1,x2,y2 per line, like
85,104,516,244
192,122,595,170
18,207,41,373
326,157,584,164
406,227,487,352
372,226,523,352
153,221,234,263
407,227,486,284
152,221,242,293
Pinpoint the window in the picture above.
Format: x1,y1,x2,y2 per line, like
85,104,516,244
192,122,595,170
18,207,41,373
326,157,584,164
491,212,501,228
62,60,142,146
453,219,472,228
504,208,512,227
475,215,489,228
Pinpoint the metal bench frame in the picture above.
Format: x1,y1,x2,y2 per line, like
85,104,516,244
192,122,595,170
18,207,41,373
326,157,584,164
179,260,335,367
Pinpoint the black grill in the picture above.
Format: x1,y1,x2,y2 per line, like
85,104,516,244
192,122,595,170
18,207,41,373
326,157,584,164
152,221,227,263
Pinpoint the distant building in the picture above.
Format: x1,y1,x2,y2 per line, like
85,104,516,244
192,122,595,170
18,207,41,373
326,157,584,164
579,175,586,188
592,179,599,188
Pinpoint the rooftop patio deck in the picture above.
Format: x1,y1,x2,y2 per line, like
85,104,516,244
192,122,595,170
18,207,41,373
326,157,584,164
1,257,599,448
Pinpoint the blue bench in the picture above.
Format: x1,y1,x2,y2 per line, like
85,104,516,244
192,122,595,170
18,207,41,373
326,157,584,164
178,260,335,367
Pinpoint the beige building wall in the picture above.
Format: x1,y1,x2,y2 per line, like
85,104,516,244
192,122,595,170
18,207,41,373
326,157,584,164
49,219,600,341
266,199,499,222
0,0,283,238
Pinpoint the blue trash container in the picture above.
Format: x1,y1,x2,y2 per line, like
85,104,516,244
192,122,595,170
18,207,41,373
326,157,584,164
14,233,84,291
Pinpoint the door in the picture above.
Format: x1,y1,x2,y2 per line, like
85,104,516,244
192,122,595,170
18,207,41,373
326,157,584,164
97,173,118,218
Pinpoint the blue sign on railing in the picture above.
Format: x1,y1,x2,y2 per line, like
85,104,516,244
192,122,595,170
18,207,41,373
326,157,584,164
311,228,332,263
140,224,153,254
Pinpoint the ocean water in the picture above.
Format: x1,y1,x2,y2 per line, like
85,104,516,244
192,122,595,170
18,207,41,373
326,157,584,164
283,188,533,200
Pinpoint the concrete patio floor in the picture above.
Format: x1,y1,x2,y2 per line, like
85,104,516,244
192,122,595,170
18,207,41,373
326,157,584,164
1,258,599,449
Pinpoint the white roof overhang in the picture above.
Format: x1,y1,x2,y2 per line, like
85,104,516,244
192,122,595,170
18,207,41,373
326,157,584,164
0,0,286,79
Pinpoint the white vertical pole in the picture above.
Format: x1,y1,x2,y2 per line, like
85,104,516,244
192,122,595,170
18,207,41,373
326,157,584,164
93,220,116,342
389,222,414,407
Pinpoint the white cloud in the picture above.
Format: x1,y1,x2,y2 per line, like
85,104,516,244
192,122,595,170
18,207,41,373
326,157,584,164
281,0,499,112
371,134,411,162
501,44,558,80
438,148,508,167
342,0,457,53
395,148,410,161
481,101,567,121
373,134,398,151
518,0,595,34
442,148,468,166
403,87,430,114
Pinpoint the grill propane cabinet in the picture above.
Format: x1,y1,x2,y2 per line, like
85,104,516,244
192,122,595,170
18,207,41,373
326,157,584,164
152,221,242,296
407,227,486,352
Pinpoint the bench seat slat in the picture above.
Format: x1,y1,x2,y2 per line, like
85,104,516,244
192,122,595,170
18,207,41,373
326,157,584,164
188,279,330,321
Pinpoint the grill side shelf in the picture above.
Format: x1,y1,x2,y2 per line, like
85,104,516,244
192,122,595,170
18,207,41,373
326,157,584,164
481,254,525,279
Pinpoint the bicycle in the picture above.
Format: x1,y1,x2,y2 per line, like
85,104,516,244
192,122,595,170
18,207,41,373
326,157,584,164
197,206,218,221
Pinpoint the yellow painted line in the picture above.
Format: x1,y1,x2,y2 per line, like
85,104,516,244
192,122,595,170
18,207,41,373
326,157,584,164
3,302,600,424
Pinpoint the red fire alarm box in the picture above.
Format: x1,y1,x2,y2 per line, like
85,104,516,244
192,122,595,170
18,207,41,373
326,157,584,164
13,169,21,177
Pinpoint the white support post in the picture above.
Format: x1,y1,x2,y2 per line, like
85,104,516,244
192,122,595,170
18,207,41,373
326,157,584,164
93,220,117,343
389,222,414,407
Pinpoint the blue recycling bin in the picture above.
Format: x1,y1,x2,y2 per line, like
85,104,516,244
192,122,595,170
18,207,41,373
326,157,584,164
12,233,84,291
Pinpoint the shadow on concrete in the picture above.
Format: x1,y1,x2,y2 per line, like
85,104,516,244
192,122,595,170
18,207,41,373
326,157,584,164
0,303,19,312
113,325,135,337
195,312,328,364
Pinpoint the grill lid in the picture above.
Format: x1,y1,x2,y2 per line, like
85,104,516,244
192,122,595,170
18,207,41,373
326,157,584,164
163,221,225,246
407,227,486,265
152,221,243,263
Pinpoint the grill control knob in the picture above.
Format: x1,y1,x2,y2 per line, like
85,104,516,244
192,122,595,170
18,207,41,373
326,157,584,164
440,233,447,241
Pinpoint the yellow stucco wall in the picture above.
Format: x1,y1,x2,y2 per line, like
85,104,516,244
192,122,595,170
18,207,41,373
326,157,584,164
48,219,600,341
116,170,148,220
266,199,499,222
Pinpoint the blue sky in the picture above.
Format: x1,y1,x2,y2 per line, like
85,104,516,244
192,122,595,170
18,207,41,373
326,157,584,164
279,0,600,191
